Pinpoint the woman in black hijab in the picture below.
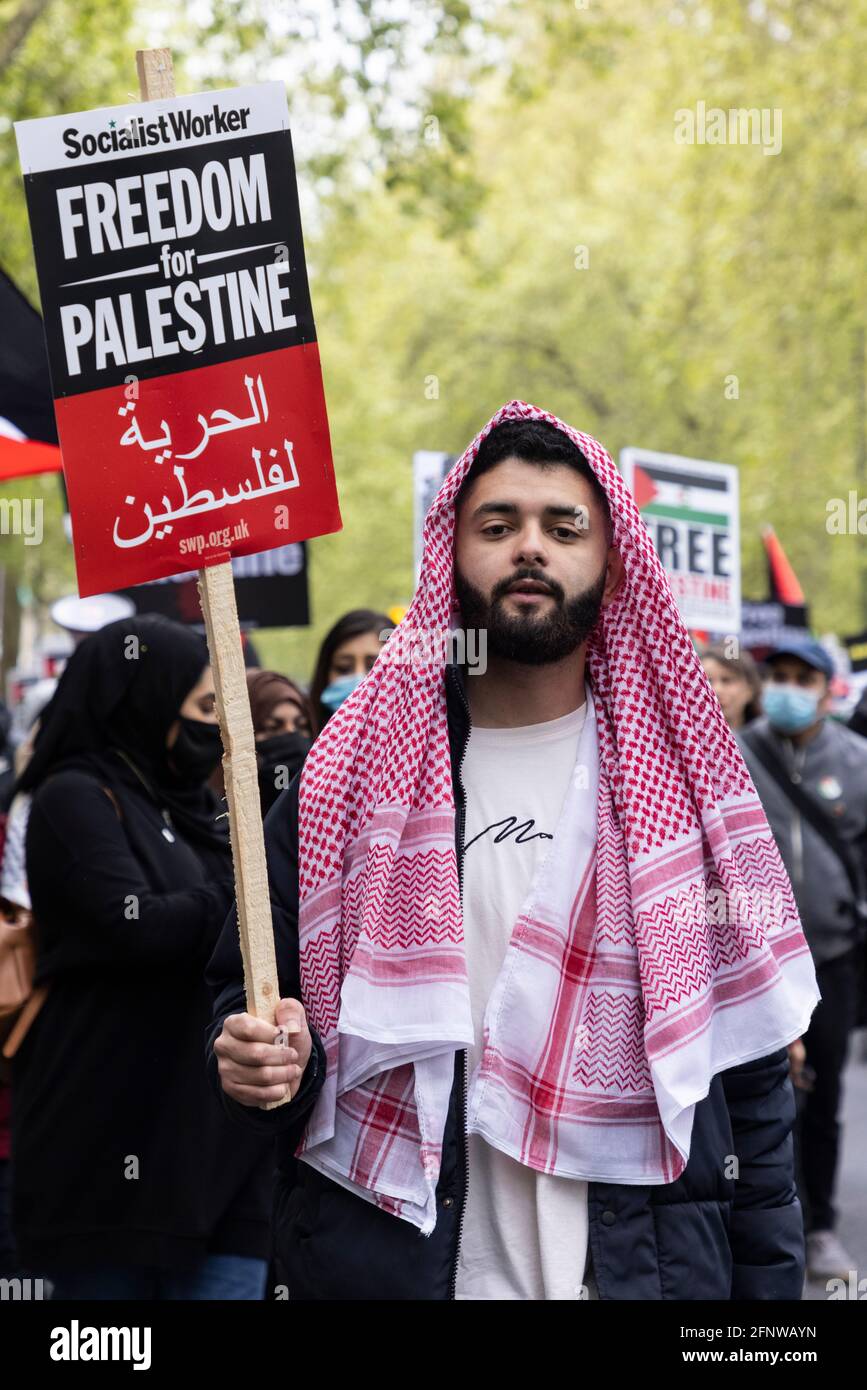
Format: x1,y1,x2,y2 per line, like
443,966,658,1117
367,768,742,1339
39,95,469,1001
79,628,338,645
10,615,275,1300
246,670,313,817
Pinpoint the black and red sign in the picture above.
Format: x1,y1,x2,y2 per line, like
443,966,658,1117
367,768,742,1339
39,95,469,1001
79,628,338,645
117,541,310,629
15,83,341,595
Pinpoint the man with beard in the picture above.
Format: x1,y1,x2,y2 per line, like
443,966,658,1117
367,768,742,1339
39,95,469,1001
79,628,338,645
440,420,621,1297
208,403,818,1301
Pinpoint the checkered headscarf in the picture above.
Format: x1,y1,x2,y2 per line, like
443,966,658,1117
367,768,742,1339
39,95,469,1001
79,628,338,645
293,400,819,1232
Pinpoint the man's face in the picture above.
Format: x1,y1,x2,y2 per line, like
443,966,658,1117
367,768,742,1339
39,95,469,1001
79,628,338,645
766,656,831,709
453,457,623,665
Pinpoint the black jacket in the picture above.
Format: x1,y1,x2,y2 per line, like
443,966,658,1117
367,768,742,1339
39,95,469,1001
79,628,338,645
13,759,276,1271
207,663,806,1300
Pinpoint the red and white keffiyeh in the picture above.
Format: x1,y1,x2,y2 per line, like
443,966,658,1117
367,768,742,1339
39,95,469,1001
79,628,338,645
294,399,819,1233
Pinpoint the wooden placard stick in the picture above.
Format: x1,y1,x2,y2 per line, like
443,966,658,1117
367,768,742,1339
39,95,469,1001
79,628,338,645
137,47,289,1106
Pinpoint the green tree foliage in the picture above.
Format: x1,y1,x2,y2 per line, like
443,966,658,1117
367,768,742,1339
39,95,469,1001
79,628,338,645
264,0,866,677
1,0,863,686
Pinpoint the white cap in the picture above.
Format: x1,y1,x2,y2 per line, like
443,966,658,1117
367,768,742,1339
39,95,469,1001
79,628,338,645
50,592,135,634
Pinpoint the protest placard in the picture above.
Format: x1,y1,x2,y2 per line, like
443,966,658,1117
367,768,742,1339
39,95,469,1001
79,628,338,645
0,268,62,481
15,62,340,595
413,450,454,583
117,541,310,628
15,50,340,1097
620,446,740,635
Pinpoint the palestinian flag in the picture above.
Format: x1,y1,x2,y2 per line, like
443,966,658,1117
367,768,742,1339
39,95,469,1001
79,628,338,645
630,460,730,525
0,266,62,481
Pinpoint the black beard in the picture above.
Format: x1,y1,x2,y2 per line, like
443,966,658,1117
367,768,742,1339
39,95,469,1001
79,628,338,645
453,561,608,666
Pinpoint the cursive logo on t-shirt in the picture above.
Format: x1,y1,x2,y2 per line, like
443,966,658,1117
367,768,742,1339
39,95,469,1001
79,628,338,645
465,816,554,851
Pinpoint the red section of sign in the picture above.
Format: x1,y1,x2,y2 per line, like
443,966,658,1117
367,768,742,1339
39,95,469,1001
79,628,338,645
54,343,340,596
0,435,62,481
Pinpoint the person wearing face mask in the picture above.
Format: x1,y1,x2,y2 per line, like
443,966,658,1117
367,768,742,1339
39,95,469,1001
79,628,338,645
8,615,275,1300
246,671,313,817
308,610,396,735
737,637,867,1284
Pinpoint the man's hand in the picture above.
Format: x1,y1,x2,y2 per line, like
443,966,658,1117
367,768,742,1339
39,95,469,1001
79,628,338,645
215,997,313,1109
787,1037,810,1090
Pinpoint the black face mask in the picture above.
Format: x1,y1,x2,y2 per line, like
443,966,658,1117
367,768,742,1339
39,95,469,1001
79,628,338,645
168,715,223,784
256,731,311,809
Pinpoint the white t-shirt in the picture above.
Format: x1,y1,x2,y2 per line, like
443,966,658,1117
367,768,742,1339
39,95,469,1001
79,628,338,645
454,697,594,1300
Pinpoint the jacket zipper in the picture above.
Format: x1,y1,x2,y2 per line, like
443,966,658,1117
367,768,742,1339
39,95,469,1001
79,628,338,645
448,664,472,1300
781,738,808,885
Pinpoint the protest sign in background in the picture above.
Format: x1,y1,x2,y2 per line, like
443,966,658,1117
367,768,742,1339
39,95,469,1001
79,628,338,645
15,81,341,596
739,598,811,657
620,446,741,635
117,540,309,627
0,267,62,481
845,630,867,675
413,450,454,583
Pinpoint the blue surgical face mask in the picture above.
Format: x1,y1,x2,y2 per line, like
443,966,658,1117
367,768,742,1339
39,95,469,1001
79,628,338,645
321,672,364,713
763,683,821,734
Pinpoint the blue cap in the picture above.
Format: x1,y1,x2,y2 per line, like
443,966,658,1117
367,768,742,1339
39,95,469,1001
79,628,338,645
766,637,834,679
